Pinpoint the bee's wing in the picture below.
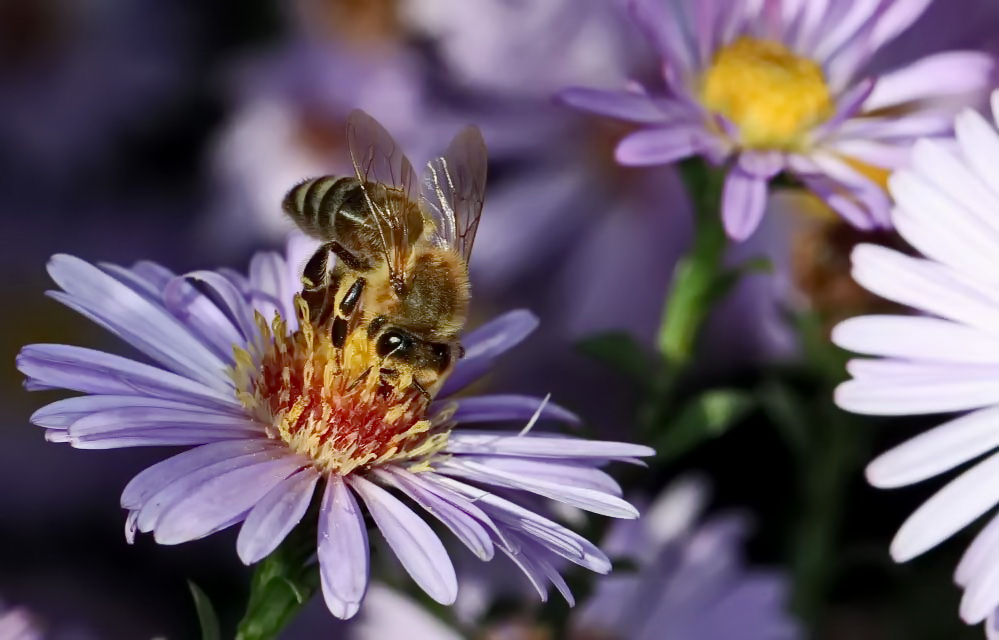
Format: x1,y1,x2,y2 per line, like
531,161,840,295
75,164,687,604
345,109,420,286
419,125,487,263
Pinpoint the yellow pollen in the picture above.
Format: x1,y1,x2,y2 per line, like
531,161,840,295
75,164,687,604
229,297,451,476
701,37,834,150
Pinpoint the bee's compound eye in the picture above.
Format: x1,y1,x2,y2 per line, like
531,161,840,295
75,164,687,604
431,343,452,373
376,329,413,358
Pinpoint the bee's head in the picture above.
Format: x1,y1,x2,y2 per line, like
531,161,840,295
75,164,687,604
374,326,460,396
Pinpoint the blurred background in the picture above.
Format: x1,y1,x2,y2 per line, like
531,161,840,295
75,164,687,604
2,0,999,638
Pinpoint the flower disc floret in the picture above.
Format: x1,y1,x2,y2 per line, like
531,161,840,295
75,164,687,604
233,299,448,476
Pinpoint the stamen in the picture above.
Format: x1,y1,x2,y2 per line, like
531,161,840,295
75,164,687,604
230,295,451,475
701,37,834,150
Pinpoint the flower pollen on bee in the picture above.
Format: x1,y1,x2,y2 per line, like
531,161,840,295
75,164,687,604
230,296,451,476
701,37,834,150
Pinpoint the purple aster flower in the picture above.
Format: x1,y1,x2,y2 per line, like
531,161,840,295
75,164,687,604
16,233,653,620
833,90,999,634
560,0,994,241
353,477,799,639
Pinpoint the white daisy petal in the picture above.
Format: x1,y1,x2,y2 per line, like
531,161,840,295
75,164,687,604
866,406,999,488
890,452,999,563
833,316,999,364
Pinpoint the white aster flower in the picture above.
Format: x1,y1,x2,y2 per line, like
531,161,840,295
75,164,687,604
834,89,999,635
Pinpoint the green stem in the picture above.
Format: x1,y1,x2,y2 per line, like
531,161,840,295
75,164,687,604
235,516,320,640
656,162,728,371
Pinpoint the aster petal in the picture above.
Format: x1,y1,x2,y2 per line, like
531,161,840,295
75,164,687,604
614,126,705,166
850,244,999,331
866,407,999,489
497,541,550,602
248,251,295,323
811,0,884,63
868,0,933,51
900,139,999,255
958,512,999,587
833,316,999,364
237,467,320,564
890,452,999,563
374,468,495,561
30,395,204,430
439,458,637,518
132,443,287,532
350,475,457,605
442,309,538,397
131,260,175,289
427,474,611,573
46,255,229,389
960,558,999,624
449,456,625,496
163,276,245,362
796,153,892,226
353,584,464,640
955,108,999,202
445,395,579,426
557,87,670,124
721,165,769,241
153,454,304,544
181,270,258,344
121,439,278,510
836,366,999,415
864,52,994,113
319,475,369,620
629,0,697,83
64,404,264,449
445,431,654,459
17,344,242,413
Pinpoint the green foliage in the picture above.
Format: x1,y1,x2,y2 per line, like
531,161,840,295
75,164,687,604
188,581,221,640
653,389,754,462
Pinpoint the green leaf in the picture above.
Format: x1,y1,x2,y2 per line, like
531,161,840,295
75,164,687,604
576,331,656,384
188,581,221,640
235,518,321,640
654,389,754,461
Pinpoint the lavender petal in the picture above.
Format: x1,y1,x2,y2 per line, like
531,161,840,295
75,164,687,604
46,254,229,389
237,467,320,564
444,395,579,426
17,344,242,413
350,475,458,605
319,476,369,620
446,431,654,459
373,468,495,561
153,454,304,544
721,165,769,241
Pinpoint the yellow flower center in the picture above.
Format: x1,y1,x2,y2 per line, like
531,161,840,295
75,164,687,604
230,297,451,476
701,37,834,150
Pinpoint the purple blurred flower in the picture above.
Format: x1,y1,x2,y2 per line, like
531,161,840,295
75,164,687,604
561,0,994,240
16,233,653,620
833,91,999,633
353,477,799,639
0,604,42,640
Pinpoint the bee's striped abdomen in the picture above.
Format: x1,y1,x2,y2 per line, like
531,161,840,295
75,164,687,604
281,176,358,239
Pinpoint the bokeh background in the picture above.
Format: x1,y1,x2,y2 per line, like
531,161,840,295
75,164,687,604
3,0,999,638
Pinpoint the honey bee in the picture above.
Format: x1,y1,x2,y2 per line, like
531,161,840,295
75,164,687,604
281,109,487,397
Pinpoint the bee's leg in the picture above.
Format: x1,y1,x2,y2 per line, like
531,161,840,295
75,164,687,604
410,377,432,401
328,241,368,272
330,276,366,350
301,246,330,291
